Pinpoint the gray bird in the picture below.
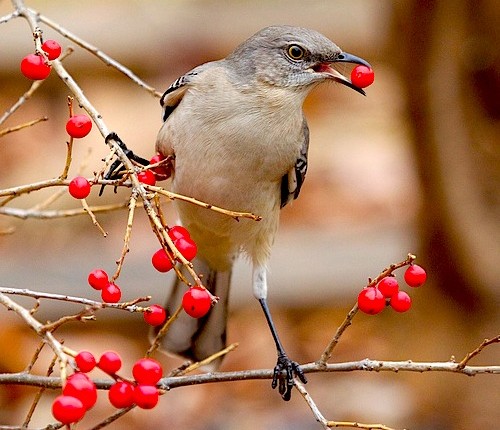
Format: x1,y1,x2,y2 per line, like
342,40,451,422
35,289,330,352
155,25,370,400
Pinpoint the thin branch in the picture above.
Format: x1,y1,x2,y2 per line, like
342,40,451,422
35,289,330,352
112,189,138,281
0,116,48,137
151,186,262,222
33,11,162,98
81,198,108,237
1,359,498,390
0,286,150,312
0,292,68,378
146,305,183,358
0,201,132,219
457,335,500,369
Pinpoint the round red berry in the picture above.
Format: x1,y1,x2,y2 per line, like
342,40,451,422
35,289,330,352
149,154,171,180
175,237,197,261
351,65,375,88
20,54,51,80
66,114,92,138
98,351,122,375
151,248,174,273
68,176,91,199
143,304,167,326
87,269,109,290
137,170,156,186
404,264,427,287
52,395,85,424
357,287,386,315
63,372,97,410
41,39,62,60
133,358,163,385
75,351,96,373
101,283,121,303
134,385,159,409
108,381,135,409
390,291,412,313
182,286,212,318
377,277,399,298
168,225,190,241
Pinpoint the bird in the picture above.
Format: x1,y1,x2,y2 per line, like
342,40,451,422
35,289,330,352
155,25,370,400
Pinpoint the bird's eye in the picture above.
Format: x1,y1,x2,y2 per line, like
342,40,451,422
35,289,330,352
287,44,305,60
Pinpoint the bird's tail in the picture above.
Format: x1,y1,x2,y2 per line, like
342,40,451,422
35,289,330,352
157,257,231,370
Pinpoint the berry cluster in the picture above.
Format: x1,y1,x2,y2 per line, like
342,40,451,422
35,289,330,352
357,264,427,315
136,154,172,187
52,351,163,424
151,225,197,273
151,225,211,318
88,269,122,303
20,39,62,80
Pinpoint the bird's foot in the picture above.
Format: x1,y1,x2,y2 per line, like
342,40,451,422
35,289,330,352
271,353,307,401
99,132,150,195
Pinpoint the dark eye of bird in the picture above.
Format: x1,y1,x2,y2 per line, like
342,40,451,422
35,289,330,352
287,44,305,60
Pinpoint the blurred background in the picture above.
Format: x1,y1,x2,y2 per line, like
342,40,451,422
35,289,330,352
0,0,498,429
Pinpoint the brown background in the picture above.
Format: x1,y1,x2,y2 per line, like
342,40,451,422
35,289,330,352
0,1,498,429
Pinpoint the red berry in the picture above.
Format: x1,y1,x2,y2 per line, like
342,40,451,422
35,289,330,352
182,286,212,318
66,114,92,138
377,277,399,298
137,170,156,186
41,39,62,60
75,351,96,373
101,283,121,303
404,264,427,287
20,54,51,80
68,176,91,199
151,248,174,273
390,291,412,313
87,269,109,290
98,351,122,374
357,287,386,315
63,372,97,410
149,154,171,180
52,395,85,424
108,381,135,408
168,225,190,241
132,358,163,385
350,65,375,88
175,237,197,261
134,385,159,409
143,304,167,326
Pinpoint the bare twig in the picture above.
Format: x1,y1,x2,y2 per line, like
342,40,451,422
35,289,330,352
0,286,150,312
33,11,162,98
147,305,183,358
457,335,500,369
0,117,48,137
112,189,138,281
81,198,108,237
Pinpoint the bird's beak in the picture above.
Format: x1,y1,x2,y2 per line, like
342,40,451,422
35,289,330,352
314,52,371,96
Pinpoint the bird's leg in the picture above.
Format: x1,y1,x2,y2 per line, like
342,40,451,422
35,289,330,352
100,132,151,195
253,266,307,401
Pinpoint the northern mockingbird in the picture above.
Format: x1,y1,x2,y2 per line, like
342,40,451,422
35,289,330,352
155,25,370,400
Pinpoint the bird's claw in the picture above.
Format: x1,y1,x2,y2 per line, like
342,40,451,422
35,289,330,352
271,353,307,401
99,132,150,195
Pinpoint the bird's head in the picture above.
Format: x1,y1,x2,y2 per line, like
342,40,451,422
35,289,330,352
227,25,371,95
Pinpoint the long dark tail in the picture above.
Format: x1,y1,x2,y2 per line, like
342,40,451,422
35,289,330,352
158,257,231,370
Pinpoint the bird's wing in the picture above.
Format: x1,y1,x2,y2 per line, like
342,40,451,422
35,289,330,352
280,120,309,208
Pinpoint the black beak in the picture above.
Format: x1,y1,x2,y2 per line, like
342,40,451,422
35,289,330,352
331,51,372,96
